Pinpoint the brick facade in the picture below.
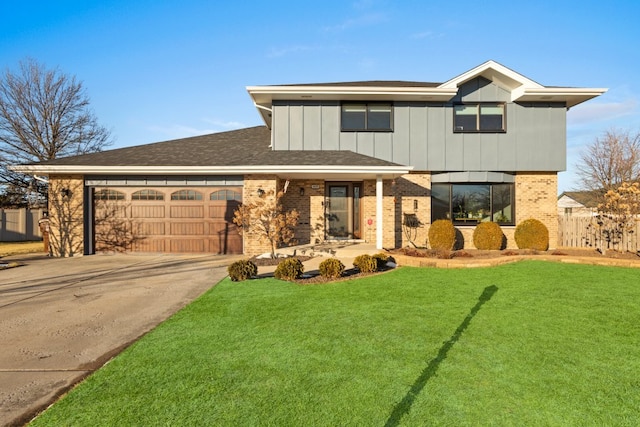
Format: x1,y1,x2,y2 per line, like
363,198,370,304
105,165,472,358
48,175,85,257
46,172,557,258
514,172,558,248
241,174,280,256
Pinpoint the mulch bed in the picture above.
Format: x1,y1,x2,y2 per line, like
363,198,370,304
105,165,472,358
391,247,640,261
249,255,393,285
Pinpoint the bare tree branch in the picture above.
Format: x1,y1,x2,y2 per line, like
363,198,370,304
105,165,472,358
0,58,113,206
575,129,640,196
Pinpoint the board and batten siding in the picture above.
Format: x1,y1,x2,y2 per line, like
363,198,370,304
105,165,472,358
271,79,567,172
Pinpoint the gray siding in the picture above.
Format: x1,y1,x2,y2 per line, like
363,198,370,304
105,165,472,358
271,79,567,172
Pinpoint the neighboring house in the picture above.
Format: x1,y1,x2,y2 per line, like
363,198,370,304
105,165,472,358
558,191,600,217
12,60,607,257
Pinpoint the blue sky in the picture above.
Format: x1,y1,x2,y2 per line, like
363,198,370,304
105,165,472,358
2,0,639,193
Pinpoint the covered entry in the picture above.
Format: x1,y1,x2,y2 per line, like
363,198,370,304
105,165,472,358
325,182,362,240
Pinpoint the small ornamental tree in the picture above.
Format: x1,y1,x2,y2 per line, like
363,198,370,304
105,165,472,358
587,182,640,254
233,189,299,258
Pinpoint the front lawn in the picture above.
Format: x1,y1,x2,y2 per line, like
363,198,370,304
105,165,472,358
30,261,640,426
0,241,45,257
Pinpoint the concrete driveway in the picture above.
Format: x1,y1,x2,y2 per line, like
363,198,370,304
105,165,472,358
0,253,237,426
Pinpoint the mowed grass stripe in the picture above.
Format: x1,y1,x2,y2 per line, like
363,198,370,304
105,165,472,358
30,261,640,426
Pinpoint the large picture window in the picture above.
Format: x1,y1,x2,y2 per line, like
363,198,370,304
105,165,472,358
341,103,392,131
454,103,505,132
431,183,514,225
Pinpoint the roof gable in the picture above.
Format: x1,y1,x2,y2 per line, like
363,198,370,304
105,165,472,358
247,60,607,127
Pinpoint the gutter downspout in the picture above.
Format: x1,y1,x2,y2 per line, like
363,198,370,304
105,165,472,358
376,175,383,250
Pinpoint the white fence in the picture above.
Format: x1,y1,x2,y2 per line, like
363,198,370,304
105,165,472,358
0,208,45,242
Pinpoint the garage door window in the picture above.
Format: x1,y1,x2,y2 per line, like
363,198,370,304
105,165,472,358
132,189,164,200
95,189,125,200
171,190,203,200
211,190,242,201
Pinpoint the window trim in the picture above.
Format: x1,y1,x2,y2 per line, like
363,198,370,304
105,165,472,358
170,190,203,201
341,102,393,132
453,102,506,133
431,182,515,226
210,189,242,201
132,189,165,201
94,189,126,201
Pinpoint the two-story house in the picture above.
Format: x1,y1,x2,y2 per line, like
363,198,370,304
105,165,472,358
13,61,606,257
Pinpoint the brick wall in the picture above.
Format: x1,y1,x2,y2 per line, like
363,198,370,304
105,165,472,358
515,172,558,248
48,175,85,257
280,179,325,245
242,175,279,256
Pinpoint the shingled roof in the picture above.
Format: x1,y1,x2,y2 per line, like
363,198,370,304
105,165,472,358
23,125,404,169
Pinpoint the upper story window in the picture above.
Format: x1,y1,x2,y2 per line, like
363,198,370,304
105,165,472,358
341,103,392,131
94,189,125,200
171,190,203,201
454,103,505,132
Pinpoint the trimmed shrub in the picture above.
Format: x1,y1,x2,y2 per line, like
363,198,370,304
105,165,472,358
473,222,505,250
319,258,345,279
353,254,377,273
514,218,549,251
428,219,456,251
372,252,390,270
227,259,257,281
274,257,304,281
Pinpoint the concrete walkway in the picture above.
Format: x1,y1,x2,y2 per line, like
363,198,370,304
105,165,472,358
0,253,240,427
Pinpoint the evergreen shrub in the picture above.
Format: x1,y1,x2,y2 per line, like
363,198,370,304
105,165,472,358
514,218,549,251
473,222,505,250
319,258,345,279
428,219,456,251
353,254,377,273
274,258,304,281
227,259,258,281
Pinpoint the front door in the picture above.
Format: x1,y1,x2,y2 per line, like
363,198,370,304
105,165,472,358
325,183,362,239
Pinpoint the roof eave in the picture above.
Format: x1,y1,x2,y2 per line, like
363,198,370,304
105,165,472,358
11,164,413,179
513,87,609,108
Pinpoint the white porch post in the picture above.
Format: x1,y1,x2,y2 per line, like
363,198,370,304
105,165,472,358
376,175,383,250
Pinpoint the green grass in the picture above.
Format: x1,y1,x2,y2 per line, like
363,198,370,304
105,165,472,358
30,261,640,426
0,240,45,257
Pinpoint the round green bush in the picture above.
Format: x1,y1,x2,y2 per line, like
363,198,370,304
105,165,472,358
319,258,345,279
473,222,505,250
372,252,389,270
353,254,377,273
227,259,257,281
428,219,456,251
274,257,304,281
514,218,549,251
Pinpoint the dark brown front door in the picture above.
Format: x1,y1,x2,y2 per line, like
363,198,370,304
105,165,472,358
325,183,362,239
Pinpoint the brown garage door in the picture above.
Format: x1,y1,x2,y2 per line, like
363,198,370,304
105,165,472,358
94,187,242,254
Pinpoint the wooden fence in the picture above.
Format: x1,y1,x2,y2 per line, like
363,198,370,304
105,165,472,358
558,216,640,253
0,208,45,242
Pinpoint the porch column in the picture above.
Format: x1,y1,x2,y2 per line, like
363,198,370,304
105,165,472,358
376,175,383,250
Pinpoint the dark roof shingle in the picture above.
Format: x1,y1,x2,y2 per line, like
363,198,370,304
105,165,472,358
33,126,402,168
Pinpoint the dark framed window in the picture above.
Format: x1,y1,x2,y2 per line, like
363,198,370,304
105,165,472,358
454,103,505,132
132,189,164,200
210,190,242,201
341,103,392,131
94,189,125,200
431,183,514,225
170,190,203,201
